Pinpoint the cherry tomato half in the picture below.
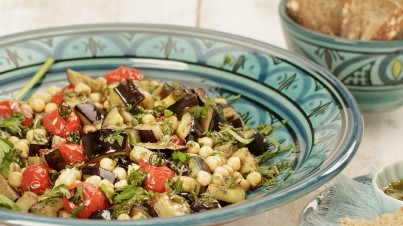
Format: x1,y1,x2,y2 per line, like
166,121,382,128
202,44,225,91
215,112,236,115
139,159,175,193
42,109,82,138
20,164,53,195
0,101,33,127
63,182,109,219
51,85,75,106
105,66,144,84
170,134,185,146
54,142,84,165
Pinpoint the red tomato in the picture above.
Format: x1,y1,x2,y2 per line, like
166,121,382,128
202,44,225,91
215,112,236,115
20,164,53,195
42,109,82,138
0,101,33,127
105,66,144,84
54,142,84,165
170,134,185,146
63,182,109,219
139,159,175,193
51,85,75,106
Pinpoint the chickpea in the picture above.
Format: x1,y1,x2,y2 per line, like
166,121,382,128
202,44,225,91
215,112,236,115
197,170,212,186
246,171,262,187
198,137,213,147
45,102,58,113
100,157,116,171
29,98,46,112
74,82,91,94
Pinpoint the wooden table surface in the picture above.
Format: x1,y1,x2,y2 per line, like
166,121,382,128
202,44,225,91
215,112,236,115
1,0,402,225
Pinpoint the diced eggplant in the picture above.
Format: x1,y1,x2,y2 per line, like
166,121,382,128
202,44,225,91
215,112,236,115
118,107,134,125
200,107,226,132
112,154,132,170
206,184,246,203
130,204,158,219
187,156,210,179
0,175,20,201
217,104,245,128
66,69,103,92
109,79,145,107
176,113,203,142
28,156,44,166
81,129,128,163
227,114,245,128
81,165,116,183
135,124,164,143
90,208,113,220
244,130,267,156
42,149,67,171
167,93,199,115
29,197,63,217
152,82,175,99
102,107,124,128
190,193,221,213
192,88,209,105
29,143,50,157
186,118,203,142
74,101,104,125
16,191,38,212
152,193,191,217
124,128,141,145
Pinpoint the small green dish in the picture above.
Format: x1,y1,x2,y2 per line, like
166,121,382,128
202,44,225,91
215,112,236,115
279,0,403,112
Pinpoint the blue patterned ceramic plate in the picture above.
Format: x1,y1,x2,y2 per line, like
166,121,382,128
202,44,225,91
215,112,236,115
0,24,363,226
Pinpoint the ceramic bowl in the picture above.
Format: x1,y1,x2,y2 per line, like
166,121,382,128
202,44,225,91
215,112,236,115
0,24,363,226
372,160,403,213
279,0,403,112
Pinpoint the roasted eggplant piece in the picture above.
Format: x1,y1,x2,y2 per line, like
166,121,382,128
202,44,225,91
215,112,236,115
187,156,210,179
112,154,132,170
134,124,164,143
190,193,221,212
206,184,246,203
16,191,38,212
130,204,158,219
244,129,267,156
153,82,175,99
42,149,67,171
200,107,226,132
151,193,191,217
81,129,128,162
75,101,104,125
102,107,124,128
218,104,245,128
192,88,209,105
90,208,113,220
66,69,103,92
0,175,20,201
29,197,64,216
176,113,203,142
167,93,199,115
109,79,145,107
29,143,50,157
81,165,116,183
